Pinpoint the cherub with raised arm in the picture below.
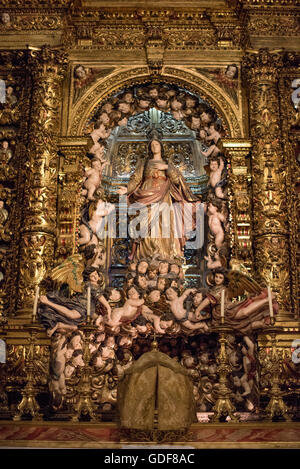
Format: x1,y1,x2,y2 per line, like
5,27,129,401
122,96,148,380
201,143,221,161
82,158,108,200
207,156,226,199
165,286,209,331
88,139,105,160
206,122,222,145
205,200,226,249
105,285,144,331
90,112,111,143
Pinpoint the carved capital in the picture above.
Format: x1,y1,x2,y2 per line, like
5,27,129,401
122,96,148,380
28,46,69,81
243,48,284,83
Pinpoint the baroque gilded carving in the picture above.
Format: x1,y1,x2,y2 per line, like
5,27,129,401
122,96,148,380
0,13,64,31
223,140,253,270
247,13,300,37
243,49,292,316
18,46,68,312
0,51,32,317
0,1,298,428
69,67,243,138
56,140,88,262
163,68,243,138
277,57,300,319
69,67,148,135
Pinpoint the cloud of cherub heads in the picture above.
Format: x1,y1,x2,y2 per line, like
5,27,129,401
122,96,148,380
85,82,225,163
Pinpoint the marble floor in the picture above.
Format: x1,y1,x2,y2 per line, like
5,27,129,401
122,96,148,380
0,421,299,449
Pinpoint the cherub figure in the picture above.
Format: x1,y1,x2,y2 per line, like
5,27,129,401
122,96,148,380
169,262,181,276
89,332,106,354
134,273,148,291
38,267,109,337
1,12,11,27
204,248,226,270
158,260,169,276
197,268,278,334
239,336,256,397
139,291,169,334
206,122,221,145
136,259,149,275
192,290,211,322
165,287,209,331
206,200,226,248
84,242,106,269
129,315,151,336
147,262,159,287
100,336,116,361
207,157,226,199
155,94,170,112
200,109,216,126
157,312,175,333
106,286,144,331
95,287,122,326
82,158,108,200
88,140,105,160
48,333,69,407
0,140,12,164
64,350,85,379
134,95,151,113
78,195,115,247
190,115,201,131
90,119,111,144
5,85,17,107
201,143,221,160
156,276,168,292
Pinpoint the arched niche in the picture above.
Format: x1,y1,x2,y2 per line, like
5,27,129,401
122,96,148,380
62,66,245,289
67,66,244,139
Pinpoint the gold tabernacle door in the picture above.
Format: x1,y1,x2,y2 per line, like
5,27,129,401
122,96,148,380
117,345,197,431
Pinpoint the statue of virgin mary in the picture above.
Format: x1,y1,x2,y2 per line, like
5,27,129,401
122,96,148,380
118,130,201,262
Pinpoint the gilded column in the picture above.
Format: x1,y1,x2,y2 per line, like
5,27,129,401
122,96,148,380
18,47,68,314
56,138,88,264
277,53,300,321
243,49,292,320
222,139,253,272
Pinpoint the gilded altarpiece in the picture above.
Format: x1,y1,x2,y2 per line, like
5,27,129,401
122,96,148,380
0,1,298,431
